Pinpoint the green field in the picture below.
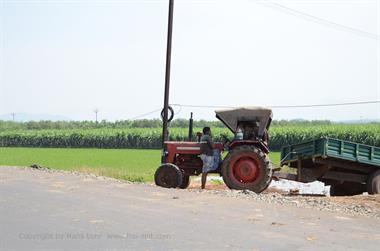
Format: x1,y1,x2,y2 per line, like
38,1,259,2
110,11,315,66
0,147,281,182
1,124,379,150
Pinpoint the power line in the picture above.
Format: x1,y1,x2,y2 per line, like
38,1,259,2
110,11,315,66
129,108,162,120
126,100,379,120
256,0,379,40
171,100,380,109
271,100,380,108
171,104,235,109
128,105,182,120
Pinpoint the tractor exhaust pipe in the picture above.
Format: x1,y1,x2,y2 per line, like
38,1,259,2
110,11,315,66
188,112,193,141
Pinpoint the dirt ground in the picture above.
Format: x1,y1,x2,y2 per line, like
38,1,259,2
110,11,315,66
329,194,380,209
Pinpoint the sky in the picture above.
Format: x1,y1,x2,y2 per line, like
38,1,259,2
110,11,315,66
0,0,379,121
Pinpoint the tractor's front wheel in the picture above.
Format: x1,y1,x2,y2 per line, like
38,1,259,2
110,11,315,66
222,146,272,193
154,164,183,188
178,175,190,189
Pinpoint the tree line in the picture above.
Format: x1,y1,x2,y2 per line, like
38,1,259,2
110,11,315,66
0,119,341,131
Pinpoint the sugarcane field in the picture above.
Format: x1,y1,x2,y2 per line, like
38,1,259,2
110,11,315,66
1,0,379,251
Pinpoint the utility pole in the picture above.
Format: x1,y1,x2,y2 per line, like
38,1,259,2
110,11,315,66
162,0,174,149
94,109,99,124
11,113,15,121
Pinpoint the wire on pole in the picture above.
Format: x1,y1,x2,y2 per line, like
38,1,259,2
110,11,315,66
129,100,379,120
171,100,380,110
256,0,379,40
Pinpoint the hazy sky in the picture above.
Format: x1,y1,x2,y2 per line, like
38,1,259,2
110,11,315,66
0,0,379,121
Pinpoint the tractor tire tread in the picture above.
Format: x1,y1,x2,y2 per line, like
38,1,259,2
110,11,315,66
154,163,183,188
178,175,190,189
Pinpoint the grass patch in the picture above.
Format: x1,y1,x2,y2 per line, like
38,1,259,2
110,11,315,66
209,179,224,185
0,147,282,182
0,147,159,182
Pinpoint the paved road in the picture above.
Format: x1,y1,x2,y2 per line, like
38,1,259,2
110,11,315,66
0,167,379,251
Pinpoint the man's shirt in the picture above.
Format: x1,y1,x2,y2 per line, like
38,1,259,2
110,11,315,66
200,134,214,156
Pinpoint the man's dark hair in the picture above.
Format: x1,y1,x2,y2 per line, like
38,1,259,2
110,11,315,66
203,127,211,134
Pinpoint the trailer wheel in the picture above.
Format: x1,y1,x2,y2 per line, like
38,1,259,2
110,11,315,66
329,184,346,196
154,164,183,188
178,175,190,189
367,170,380,195
221,146,272,193
330,182,366,196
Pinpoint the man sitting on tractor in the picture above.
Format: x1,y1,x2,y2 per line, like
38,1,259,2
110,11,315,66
200,127,222,189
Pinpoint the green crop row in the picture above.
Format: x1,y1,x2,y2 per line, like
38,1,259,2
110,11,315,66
0,125,379,150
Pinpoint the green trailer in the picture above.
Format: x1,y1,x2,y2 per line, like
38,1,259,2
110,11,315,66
278,137,380,196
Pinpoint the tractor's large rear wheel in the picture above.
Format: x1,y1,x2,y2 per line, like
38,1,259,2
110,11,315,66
221,146,272,193
154,164,183,188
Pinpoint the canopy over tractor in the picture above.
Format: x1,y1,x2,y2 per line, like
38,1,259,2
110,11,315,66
216,107,272,137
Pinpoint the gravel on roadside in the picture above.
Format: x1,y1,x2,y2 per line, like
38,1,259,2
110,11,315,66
187,189,380,219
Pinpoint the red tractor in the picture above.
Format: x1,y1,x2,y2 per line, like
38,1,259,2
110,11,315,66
154,107,274,193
